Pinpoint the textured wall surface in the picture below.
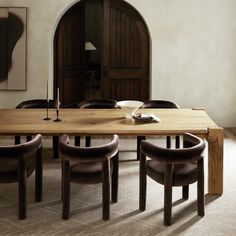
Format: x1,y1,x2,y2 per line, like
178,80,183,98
0,0,236,126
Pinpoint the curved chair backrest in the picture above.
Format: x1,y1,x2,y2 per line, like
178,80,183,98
141,100,179,109
0,134,42,159
60,134,119,162
60,101,80,108
15,99,58,158
16,99,56,109
78,99,118,109
141,133,205,164
0,134,42,185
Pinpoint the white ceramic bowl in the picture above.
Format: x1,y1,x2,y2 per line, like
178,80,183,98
117,100,143,119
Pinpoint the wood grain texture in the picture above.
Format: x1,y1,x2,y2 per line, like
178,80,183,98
207,128,224,195
0,108,223,195
54,1,85,105
0,108,218,136
102,0,149,100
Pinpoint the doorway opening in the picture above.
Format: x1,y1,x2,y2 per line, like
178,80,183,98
54,0,150,106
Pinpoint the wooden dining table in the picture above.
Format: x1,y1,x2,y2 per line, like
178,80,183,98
0,108,223,195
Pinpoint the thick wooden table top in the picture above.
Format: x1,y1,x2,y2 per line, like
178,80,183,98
0,108,218,136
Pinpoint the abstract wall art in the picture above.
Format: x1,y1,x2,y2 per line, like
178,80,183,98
0,7,27,90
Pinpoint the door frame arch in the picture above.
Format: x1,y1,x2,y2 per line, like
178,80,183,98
50,0,152,102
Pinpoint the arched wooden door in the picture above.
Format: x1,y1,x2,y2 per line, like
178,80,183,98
102,0,150,100
54,0,150,105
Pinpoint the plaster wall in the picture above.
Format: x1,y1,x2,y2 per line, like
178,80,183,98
0,0,236,126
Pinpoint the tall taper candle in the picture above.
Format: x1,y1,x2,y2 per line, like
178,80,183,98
57,87,59,110
46,79,49,102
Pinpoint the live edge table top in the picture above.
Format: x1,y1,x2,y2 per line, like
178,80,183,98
0,108,218,136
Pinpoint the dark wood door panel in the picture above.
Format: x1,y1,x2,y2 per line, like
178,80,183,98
54,0,85,105
109,69,146,77
60,67,85,105
103,0,150,101
54,0,149,103
109,78,142,100
109,6,141,69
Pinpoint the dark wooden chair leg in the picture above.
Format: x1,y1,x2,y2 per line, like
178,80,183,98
182,185,189,200
175,135,180,148
137,136,146,160
61,158,64,202
62,160,70,219
18,158,26,220
166,136,171,148
85,136,91,147
164,164,173,226
139,152,147,211
74,136,80,146
15,136,21,145
102,160,110,220
26,136,32,142
53,136,59,159
112,153,119,203
35,146,43,202
197,158,205,216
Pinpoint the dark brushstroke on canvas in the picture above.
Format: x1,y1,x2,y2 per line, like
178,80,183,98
0,13,23,82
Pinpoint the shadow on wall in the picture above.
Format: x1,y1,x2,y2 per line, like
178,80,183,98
0,13,23,81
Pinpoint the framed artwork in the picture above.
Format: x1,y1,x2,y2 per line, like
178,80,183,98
0,7,27,90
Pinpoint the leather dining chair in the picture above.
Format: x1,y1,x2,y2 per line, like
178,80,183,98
137,100,180,160
0,134,43,219
15,99,59,158
139,133,206,226
75,99,118,147
59,134,119,220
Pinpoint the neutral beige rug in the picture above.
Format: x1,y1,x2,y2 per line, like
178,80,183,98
0,135,236,235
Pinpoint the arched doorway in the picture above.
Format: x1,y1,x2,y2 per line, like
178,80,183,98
54,0,150,105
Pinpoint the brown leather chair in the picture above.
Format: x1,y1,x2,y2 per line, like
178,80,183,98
139,133,206,226
60,134,119,220
15,99,56,109
137,100,180,160
60,101,81,108
75,99,118,147
0,134,43,219
15,99,59,158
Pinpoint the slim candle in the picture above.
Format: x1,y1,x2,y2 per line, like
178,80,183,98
46,79,49,102
57,87,60,110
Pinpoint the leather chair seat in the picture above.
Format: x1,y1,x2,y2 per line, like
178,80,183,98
147,160,197,186
71,161,113,184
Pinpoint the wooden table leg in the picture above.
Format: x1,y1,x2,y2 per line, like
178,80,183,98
207,128,224,195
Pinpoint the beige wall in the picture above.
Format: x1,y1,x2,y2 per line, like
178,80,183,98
0,0,236,126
